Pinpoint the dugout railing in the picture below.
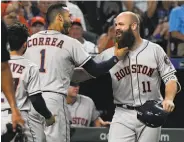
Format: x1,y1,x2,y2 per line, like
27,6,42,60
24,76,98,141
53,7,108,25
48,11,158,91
71,127,184,142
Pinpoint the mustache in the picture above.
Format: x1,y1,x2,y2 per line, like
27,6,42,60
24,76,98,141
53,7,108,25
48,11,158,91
116,30,122,35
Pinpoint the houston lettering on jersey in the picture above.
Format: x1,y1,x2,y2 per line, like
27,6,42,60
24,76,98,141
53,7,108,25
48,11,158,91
115,64,155,81
27,37,64,48
72,117,88,126
9,63,25,74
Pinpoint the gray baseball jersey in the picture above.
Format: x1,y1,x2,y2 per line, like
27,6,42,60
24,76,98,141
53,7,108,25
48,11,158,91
24,30,91,142
95,39,176,106
1,55,45,142
24,30,91,95
67,95,100,127
1,55,41,111
95,39,177,142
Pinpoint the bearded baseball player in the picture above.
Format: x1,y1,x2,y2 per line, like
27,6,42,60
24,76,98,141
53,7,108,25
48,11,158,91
24,3,127,142
93,11,180,142
67,82,110,127
1,23,55,142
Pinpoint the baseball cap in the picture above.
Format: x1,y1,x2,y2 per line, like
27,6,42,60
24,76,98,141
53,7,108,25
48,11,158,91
71,18,82,27
30,16,45,27
70,82,80,87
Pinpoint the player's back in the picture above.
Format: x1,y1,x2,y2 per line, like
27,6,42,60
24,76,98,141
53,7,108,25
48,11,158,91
24,30,90,94
1,55,40,111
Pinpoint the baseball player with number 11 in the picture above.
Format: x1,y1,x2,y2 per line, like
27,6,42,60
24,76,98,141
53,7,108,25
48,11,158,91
93,11,181,142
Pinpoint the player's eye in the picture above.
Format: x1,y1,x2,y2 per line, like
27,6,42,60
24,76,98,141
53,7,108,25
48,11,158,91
119,22,124,26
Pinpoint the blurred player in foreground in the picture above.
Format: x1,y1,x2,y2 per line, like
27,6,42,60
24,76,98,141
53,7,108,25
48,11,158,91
1,22,55,142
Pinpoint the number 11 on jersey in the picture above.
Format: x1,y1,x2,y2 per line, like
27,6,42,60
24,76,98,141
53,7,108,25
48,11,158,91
142,81,151,93
39,49,46,73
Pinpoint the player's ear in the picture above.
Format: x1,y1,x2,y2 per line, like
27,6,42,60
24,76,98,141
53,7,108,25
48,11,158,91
57,13,64,23
131,22,137,31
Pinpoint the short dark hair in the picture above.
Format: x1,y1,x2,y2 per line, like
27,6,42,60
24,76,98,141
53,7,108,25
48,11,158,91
7,22,29,51
46,3,67,25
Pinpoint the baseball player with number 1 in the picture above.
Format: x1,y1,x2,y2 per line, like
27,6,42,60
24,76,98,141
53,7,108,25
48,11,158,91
24,3,128,142
93,11,180,142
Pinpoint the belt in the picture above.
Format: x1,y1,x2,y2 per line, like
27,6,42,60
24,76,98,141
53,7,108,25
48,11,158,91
42,90,67,97
8,109,12,114
2,109,28,114
2,109,12,114
116,104,141,110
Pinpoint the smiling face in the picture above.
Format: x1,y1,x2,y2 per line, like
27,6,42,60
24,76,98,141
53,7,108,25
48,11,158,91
114,12,138,49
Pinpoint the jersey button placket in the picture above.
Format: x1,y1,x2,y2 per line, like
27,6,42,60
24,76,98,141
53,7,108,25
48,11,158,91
133,51,141,106
131,55,139,106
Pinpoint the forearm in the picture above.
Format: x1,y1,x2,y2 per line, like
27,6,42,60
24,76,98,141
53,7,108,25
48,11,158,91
123,1,133,11
94,117,110,127
147,0,157,18
1,62,17,109
98,36,110,53
171,31,184,41
29,94,52,119
6,2,19,15
94,117,102,127
82,57,118,77
165,80,177,101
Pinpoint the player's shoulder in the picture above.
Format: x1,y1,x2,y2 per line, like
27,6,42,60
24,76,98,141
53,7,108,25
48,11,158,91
26,59,38,68
171,6,182,13
84,39,95,46
56,33,80,45
94,46,115,62
79,94,94,104
10,56,39,72
146,39,162,50
103,46,115,54
21,56,39,68
71,37,82,45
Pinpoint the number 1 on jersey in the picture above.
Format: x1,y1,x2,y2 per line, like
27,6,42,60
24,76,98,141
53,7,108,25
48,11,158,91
39,49,46,73
142,81,151,93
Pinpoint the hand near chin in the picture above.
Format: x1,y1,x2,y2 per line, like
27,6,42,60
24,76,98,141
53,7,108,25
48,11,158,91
114,43,129,60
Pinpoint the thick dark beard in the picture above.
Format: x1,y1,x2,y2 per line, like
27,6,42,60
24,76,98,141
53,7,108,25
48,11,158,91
116,27,135,49
61,21,71,35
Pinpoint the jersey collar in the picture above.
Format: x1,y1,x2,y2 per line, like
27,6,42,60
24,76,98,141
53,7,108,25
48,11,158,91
129,39,148,54
10,55,24,60
39,30,61,34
